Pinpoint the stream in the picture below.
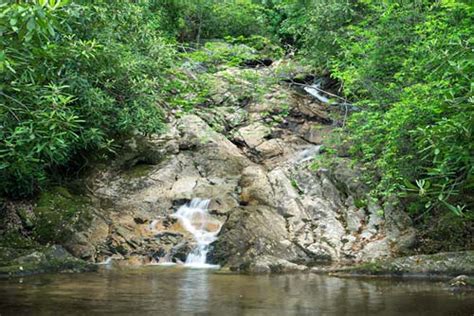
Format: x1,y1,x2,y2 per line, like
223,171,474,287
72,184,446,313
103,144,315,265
0,267,472,315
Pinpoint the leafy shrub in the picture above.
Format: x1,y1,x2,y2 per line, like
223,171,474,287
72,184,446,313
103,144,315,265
224,35,284,59
336,1,474,215
0,1,175,197
181,41,258,70
278,0,473,216
262,0,364,66
160,0,269,42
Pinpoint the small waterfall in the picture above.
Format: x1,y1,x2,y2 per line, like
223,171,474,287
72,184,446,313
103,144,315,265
304,80,331,104
97,257,113,265
172,198,221,268
293,145,321,164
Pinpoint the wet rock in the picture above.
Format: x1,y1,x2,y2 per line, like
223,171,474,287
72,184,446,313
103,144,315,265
255,139,284,159
54,114,252,265
327,159,367,199
213,154,417,269
294,98,330,122
16,252,46,265
295,123,333,145
65,215,109,261
343,251,474,276
207,68,258,106
171,242,193,263
345,207,364,233
17,207,35,229
449,275,474,292
210,205,312,270
177,115,250,177
248,256,307,273
0,245,95,278
197,106,248,133
239,166,273,206
116,135,166,170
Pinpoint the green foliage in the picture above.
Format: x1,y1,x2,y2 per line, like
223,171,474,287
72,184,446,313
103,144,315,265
262,0,364,69
415,211,474,253
224,35,284,59
169,37,282,113
160,0,269,42
2,0,471,227
339,1,473,216
0,1,175,197
181,41,258,71
279,0,473,216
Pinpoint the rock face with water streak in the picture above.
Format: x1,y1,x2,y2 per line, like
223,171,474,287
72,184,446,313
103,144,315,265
26,65,417,272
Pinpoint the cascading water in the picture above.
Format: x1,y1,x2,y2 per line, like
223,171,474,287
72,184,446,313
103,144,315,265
172,198,221,268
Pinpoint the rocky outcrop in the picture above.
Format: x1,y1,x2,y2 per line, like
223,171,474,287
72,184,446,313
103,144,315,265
210,154,416,272
9,65,418,273
64,114,252,265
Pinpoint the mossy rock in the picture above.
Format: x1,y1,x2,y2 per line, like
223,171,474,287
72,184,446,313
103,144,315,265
33,187,93,244
0,230,38,250
122,164,154,179
0,246,33,266
0,245,96,278
345,251,474,277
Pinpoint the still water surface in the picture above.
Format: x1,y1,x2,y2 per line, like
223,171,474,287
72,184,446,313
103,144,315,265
0,266,472,315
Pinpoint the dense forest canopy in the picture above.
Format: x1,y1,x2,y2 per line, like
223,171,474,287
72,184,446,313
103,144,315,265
1,0,472,223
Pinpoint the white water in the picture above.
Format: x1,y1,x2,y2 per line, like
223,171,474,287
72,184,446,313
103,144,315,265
304,81,331,104
172,198,221,269
294,145,321,163
96,254,123,266
149,219,159,231
97,257,113,265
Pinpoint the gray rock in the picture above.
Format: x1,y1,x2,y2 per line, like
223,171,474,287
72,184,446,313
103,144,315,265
249,255,308,273
0,246,95,278
16,252,46,265
234,122,272,148
449,275,474,292
27,68,417,274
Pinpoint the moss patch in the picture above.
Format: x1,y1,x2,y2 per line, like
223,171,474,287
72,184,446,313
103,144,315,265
0,244,97,278
33,187,93,244
122,164,154,179
344,251,474,277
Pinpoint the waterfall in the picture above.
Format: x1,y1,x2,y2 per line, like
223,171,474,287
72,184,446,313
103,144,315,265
172,198,221,268
294,145,321,163
303,80,331,104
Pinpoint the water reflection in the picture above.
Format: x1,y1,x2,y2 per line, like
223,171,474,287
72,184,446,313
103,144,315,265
0,267,472,315
177,268,210,314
